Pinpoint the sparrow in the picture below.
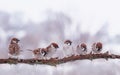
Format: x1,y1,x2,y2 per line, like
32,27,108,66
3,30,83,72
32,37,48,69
8,38,20,59
76,43,87,55
26,48,43,59
42,42,59,59
92,42,102,54
63,40,74,57
32,48,41,59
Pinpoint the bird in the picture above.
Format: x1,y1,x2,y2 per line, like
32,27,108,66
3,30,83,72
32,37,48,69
32,48,41,59
26,48,43,59
91,42,102,54
8,38,20,59
42,42,59,59
76,43,87,55
63,40,74,57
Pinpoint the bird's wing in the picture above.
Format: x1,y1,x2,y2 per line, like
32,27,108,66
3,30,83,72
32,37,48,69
9,44,15,54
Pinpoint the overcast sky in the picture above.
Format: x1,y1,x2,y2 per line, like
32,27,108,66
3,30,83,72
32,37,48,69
0,0,120,36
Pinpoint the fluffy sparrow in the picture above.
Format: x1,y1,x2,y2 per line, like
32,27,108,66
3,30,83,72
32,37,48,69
63,40,74,57
8,38,20,59
92,42,102,54
76,43,87,55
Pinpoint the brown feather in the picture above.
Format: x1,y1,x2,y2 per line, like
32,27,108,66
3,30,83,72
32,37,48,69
9,43,20,55
9,38,20,55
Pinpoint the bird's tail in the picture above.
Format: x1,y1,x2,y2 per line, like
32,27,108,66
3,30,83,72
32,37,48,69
26,49,33,51
19,49,33,52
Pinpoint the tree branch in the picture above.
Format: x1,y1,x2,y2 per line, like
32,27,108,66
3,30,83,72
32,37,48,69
0,52,120,65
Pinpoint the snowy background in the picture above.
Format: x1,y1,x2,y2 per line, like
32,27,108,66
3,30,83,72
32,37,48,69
0,0,120,75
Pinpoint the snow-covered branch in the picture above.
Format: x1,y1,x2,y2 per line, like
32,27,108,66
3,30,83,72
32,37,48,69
0,52,120,66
